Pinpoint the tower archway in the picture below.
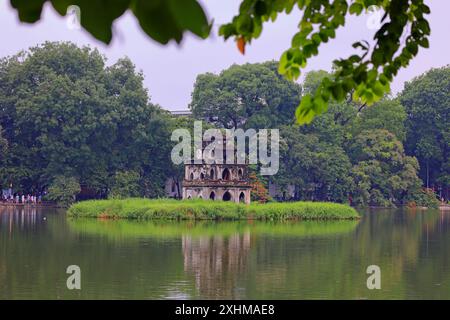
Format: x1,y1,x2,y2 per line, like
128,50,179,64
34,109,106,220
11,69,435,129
222,168,231,181
222,191,232,201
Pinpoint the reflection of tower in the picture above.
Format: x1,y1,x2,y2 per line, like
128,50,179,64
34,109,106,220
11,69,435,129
182,232,251,299
182,137,251,203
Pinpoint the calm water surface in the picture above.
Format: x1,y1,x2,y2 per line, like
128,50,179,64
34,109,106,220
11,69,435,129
1,206,449,299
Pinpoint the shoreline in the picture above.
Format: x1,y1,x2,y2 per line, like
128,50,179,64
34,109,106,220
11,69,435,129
0,202,58,208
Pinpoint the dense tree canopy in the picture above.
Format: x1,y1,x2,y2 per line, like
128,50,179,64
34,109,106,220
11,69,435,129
0,43,446,206
190,61,301,129
193,65,446,205
0,127,6,158
0,42,176,198
349,129,421,206
10,0,432,124
401,66,449,192
275,126,353,202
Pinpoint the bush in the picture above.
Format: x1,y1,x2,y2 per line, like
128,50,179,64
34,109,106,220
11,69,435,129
406,188,439,209
46,176,81,207
109,170,141,199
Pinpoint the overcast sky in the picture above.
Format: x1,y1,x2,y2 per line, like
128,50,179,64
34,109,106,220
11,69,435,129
0,0,448,111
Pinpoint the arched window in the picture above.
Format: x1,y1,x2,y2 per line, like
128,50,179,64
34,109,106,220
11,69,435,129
200,172,205,180
223,191,232,201
238,169,243,180
222,168,231,181
210,168,215,179
209,191,215,200
239,192,245,203
190,172,194,180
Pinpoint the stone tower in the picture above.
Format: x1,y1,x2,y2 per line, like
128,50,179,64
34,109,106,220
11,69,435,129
182,137,251,204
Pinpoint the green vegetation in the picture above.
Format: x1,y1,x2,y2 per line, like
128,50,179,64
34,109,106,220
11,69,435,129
46,175,81,207
193,66,447,207
0,43,447,207
0,42,176,198
401,66,449,192
190,61,301,129
109,170,141,199
68,198,359,220
406,188,440,209
10,1,431,124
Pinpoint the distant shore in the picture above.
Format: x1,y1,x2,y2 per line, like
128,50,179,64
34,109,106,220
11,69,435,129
0,202,57,207
67,198,360,221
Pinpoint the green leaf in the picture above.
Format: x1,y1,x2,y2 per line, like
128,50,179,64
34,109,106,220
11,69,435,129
131,0,182,44
236,15,253,34
295,95,316,125
254,0,268,16
11,0,47,22
12,0,210,44
167,0,210,38
51,0,131,44
349,3,363,15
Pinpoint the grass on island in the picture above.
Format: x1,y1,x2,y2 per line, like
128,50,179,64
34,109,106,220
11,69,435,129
68,198,360,221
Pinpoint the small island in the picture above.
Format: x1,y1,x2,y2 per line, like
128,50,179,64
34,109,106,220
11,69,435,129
68,198,359,220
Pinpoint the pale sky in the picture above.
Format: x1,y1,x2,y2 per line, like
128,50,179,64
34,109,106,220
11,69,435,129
0,0,448,111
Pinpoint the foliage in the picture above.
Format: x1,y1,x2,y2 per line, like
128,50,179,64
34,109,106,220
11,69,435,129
249,171,271,203
190,61,301,129
221,0,431,124
10,0,210,44
0,44,445,207
46,175,81,207
349,129,422,206
353,98,407,141
109,170,141,199
10,1,431,124
400,66,449,190
0,42,176,196
406,188,439,209
67,198,360,220
0,127,7,160
274,125,353,202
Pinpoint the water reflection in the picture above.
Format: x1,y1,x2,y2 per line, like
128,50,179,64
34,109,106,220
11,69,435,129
0,206,40,234
1,207,450,299
182,233,251,299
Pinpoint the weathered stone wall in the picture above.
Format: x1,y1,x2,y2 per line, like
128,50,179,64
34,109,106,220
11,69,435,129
182,163,251,204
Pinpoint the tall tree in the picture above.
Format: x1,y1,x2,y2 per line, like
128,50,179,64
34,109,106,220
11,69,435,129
353,98,407,141
401,66,449,196
349,129,422,206
190,61,301,129
0,127,7,172
274,125,353,202
0,42,175,196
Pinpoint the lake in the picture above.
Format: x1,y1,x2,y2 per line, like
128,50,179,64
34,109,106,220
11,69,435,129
0,206,449,299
